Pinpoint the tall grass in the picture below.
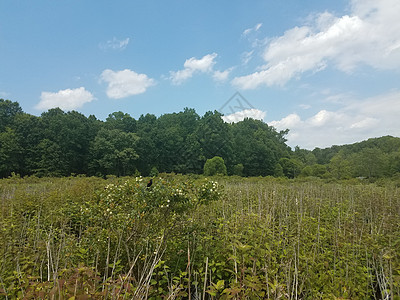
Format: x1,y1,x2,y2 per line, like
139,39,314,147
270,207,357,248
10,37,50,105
0,175,399,299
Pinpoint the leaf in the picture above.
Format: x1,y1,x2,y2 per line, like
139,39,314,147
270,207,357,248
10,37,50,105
215,280,225,290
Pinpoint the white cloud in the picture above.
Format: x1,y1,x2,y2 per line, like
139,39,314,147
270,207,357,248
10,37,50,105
36,87,94,111
241,50,254,65
242,23,262,37
233,0,400,89
101,69,155,99
170,53,218,85
213,68,232,82
222,108,266,123
270,113,301,129
269,91,400,149
299,104,311,109
99,37,130,51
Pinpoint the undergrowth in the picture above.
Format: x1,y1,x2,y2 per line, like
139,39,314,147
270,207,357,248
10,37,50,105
0,175,399,299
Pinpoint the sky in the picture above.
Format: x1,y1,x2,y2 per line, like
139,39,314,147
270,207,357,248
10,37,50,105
1,0,400,149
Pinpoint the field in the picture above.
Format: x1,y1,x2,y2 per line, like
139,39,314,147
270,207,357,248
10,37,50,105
0,175,399,299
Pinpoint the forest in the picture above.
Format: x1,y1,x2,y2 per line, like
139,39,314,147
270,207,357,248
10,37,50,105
1,98,400,180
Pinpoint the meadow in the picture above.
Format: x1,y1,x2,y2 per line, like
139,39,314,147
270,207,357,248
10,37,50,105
0,175,399,299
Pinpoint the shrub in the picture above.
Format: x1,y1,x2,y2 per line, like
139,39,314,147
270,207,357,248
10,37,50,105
203,156,227,176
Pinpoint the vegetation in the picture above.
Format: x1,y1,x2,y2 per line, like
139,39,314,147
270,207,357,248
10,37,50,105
204,156,228,176
1,99,400,298
2,98,400,180
0,175,399,299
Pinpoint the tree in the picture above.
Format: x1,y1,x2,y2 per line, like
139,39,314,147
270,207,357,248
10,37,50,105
105,111,136,132
328,151,352,179
204,156,227,176
197,111,234,171
0,99,23,131
0,128,21,177
155,108,201,173
136,114,158,175
39,109,97,175
232,163,244,176
34,139,64,177
89,129,139,176
232,119,290,176
149,166,159,177
279,158,303,178
12,113,43,176
274,163,285,177
350,147,388,178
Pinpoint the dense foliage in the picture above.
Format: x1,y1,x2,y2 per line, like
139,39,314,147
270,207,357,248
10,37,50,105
204,156,227,176
0,175,399,298
0,99,290,178
1,98,400,180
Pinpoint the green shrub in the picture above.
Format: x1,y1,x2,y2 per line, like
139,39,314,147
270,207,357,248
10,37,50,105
203,156,227,176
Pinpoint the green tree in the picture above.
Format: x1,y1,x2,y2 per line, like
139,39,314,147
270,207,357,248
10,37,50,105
156,108,201,173
89,128,139,176
232,118,290,176
328,151,352,179
274,163,285,177
12,113,43,176
40,109,97,175
350,147,388,178
204,156,227,176
388,150,400,176
197,111,234,171
294,146,317,165
136,113,158,175
232,163,244,176
0,99,23,131
35,139,64,177
105,111,136,132
149,166,159,177
0,128,21,177
279,157,303,178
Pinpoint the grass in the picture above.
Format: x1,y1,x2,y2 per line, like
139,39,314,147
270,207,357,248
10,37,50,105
0,174,399,299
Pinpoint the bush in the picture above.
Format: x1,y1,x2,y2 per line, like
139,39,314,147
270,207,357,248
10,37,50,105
149,166,159,177
203,156,227,176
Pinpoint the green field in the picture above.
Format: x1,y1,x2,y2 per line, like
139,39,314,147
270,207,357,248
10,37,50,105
1,175,399,299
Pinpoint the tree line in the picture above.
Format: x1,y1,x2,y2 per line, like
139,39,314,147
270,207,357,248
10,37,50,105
1,98,399,179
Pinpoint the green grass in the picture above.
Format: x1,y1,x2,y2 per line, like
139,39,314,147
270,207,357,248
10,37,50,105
0,175,399,299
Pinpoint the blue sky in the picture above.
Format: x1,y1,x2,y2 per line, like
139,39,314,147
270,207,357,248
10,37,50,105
1,0,399,149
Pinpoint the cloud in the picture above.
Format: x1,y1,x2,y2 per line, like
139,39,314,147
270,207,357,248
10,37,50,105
299,104,311,109
222,108,266,123
269,91,400,149
213,68,232,82
99,37,130,51
242,23,262,37
36,87,94,111
233,0,400,89
169,53,218,85
101,69,155,99
241,50,254,65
